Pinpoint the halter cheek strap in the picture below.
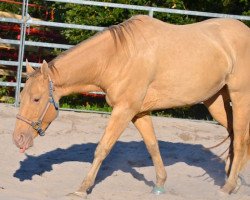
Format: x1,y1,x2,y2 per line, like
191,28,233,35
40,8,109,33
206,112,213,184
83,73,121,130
16,75,59,136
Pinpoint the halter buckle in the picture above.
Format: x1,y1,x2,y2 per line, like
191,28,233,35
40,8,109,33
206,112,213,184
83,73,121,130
31,121,45,136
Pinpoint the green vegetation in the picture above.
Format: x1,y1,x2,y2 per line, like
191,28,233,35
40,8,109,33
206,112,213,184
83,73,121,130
50,0,249,45
59,94,112,112
1,0,249,42
59,94,212,120
0,77,15,104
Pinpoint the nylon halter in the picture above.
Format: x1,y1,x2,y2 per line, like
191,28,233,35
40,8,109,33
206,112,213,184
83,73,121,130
16,75,59,136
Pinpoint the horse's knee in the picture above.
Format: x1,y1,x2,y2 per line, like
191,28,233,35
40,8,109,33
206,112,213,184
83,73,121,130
94,143,109,161
146,142,160,156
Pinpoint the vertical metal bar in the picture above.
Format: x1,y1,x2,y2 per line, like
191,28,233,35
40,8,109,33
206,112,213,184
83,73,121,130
149,9,154,17
14,0,29,107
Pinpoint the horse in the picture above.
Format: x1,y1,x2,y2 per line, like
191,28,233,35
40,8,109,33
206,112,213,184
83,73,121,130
12,15,250,197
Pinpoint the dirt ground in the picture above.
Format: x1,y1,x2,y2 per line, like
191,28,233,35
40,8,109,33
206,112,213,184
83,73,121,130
0,103,249,200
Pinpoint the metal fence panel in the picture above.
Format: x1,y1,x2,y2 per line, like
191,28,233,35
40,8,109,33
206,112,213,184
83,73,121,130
1,0,250,109
46,0,250,21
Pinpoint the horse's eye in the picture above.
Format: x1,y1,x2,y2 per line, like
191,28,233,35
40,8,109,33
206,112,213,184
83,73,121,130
33,98,40,103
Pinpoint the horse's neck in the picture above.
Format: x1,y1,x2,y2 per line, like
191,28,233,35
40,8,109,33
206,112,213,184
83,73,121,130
50,31,115,97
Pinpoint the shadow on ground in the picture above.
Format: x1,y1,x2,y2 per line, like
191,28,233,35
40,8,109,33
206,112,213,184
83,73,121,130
14,141,226,188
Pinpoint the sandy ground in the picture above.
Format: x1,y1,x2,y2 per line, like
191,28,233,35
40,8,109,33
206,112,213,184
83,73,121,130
0,103,249,200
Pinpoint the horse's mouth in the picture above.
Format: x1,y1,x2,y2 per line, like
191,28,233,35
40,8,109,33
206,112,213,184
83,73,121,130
19,146,27,153
19,142,33,153
20,139,34,153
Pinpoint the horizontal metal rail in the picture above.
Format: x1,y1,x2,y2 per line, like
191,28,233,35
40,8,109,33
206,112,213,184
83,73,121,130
46,0,250,21
2,1,250,22
0,17,22,23
0,39,74,49
0,81,24,87
29,20,105,31
0,38,20,45
26,40,73,49
0,60,19,66
0,60,40,67
0,16,105,31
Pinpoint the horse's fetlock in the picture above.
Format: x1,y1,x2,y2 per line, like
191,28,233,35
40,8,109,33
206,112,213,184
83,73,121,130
157,171,167,182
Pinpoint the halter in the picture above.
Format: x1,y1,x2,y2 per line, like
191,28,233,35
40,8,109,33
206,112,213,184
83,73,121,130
16,75,59,136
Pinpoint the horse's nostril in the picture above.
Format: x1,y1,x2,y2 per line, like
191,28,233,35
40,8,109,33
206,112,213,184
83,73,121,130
13,132,33,150
14,134,24,147
19,134,24,142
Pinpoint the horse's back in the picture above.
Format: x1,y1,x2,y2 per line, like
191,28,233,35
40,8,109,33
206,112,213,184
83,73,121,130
133,15,250,50
134,15,250,82
131,16,250,110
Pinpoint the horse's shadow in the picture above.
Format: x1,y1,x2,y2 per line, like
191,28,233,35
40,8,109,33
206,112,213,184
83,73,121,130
14,140,226,189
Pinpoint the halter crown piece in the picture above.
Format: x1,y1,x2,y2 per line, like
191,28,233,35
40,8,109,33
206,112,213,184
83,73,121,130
16,75,59,136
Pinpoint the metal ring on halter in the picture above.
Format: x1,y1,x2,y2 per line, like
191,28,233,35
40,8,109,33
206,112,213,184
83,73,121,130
16,75,59,136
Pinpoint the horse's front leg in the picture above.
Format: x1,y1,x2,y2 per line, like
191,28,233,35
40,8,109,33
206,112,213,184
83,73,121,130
69,105,137,198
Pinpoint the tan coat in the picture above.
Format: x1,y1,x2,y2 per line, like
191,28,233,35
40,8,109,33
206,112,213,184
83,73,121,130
13,15,250,196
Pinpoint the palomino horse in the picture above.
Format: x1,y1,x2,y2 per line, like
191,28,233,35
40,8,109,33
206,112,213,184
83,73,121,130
13,15,250,197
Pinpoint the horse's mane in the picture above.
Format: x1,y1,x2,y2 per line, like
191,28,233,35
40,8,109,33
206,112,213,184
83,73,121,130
48,16,142,68
108,16,142,52
26,16,143,78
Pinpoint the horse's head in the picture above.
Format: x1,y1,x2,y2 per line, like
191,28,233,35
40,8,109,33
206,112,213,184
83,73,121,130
13,60,59,153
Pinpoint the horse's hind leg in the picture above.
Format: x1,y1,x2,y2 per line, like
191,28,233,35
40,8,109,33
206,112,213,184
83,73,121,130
132,113,167,194
204,86,232,133
222,91,250,193
248,132,250,159
203,86,234,176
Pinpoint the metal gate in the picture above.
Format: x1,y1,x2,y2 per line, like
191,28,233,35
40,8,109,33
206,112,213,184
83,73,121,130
1,0,250,108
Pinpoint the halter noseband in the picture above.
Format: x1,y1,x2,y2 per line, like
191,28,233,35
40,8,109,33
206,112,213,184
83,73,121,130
16,75,59,136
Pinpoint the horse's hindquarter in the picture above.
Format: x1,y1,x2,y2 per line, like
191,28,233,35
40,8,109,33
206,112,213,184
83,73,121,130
140,18,238,111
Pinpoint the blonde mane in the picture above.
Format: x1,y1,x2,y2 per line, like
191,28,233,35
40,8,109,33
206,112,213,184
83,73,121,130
48,16,142,68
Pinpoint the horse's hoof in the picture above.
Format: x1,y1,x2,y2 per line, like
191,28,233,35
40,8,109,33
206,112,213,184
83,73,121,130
66,191,87,199
221,182,236,194
151,186,166,195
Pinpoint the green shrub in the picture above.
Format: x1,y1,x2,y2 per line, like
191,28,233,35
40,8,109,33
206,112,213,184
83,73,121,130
0,76,15,104
59,94,212,120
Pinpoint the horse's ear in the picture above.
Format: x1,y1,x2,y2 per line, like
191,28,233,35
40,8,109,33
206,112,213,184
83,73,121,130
26,59,35,74
41,60,49,79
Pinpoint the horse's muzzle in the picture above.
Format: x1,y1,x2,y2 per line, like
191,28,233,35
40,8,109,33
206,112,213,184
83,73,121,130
13,132,34,153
